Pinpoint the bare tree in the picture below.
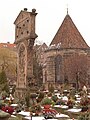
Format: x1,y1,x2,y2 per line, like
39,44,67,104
63,52,88,89
0,48,17,85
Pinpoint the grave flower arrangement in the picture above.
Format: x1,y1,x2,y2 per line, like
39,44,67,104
78,111,90,120
1,105,14,114
42,107,57,119
67,97,75,108
41,97,54,106
30,104,42,116
41,97,57,119
56,98,66,105
80,96,90,112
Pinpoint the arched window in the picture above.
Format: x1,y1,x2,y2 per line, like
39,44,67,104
55,55,62,83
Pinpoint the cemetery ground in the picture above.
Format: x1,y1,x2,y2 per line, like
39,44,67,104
0,85,90,120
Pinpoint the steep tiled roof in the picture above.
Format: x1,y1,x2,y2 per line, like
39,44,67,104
50,14,89,48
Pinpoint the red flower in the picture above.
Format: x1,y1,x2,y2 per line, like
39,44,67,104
43,108,57,115
6,106,14,114
42,105,57,115
43,105,51,109
1,106,7,112
1,106,14,114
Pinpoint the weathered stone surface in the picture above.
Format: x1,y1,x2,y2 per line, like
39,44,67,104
14,8,37,98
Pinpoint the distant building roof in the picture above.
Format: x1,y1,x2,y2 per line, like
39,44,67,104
34,43,48,51
50,14,89,49
0,43,16,49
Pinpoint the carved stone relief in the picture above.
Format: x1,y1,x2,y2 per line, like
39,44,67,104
19,44,26,82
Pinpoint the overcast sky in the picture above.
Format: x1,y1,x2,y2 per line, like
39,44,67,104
0,0,90,46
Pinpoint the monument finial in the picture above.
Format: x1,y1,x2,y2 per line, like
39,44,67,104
67,4,68,15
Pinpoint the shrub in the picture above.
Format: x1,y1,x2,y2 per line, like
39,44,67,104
41,97,53,105
36,92,44,103
78,111,90,120
38,92,44,99
51,95,58,102
30,104,41,113
80,96,90,108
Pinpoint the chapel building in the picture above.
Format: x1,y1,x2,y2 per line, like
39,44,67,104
43,13,90,90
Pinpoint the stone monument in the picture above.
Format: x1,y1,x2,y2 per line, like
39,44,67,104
14,8,38,98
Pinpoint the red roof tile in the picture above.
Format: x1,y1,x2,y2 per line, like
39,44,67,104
50,14,89,48
0,43,16,48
